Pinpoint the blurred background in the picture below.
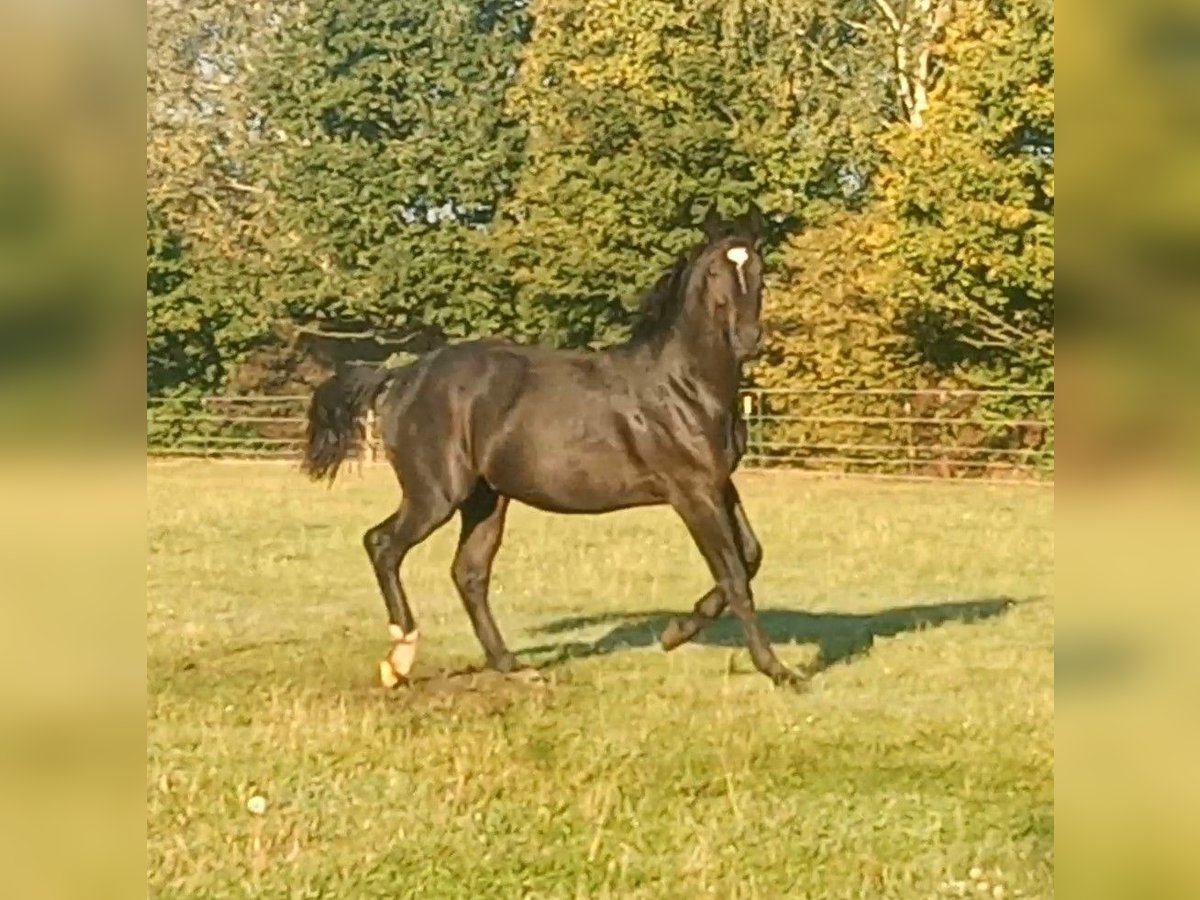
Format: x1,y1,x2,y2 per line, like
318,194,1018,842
1055,1,1200,898
0,2,144,898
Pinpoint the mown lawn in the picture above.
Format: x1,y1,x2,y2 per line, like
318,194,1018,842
147,461,1053,899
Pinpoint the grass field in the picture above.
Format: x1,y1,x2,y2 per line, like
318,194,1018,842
147,461,1053,899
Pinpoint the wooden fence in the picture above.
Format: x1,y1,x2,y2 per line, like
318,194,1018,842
147,388,1053,483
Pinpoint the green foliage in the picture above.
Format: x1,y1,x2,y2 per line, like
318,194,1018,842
146,204,269,396
873,0,1054,395
147,0,1054,473
147,0,304,394
492,0,892,346
249,0,531,340
148,463,1054,896
747,0,1054,475
146,0,531,396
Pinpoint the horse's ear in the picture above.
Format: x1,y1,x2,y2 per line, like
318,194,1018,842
700,204,723,241
745,201,767,245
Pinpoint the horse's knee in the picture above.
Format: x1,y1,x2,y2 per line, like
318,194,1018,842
363,525,393,566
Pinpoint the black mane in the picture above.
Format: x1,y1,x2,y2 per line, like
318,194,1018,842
626,242,705,345
626,215,760,347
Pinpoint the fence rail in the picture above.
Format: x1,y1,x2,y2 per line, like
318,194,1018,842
147,388,1054,483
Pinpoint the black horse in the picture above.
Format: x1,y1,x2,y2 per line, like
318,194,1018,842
301,204,805,689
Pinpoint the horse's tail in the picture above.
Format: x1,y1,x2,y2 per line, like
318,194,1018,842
301,364,395,483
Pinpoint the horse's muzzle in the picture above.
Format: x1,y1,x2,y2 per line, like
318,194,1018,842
735,329,764,361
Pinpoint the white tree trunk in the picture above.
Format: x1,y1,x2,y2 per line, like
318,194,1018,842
872,0,955,129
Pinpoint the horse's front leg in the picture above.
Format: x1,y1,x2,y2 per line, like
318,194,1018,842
660,481,760,651
669,483,804,689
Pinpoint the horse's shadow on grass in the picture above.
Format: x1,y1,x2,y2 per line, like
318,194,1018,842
522,596,1031,675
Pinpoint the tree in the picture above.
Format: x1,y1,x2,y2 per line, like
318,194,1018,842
146,0,296,394
867,0,955,129
872,0,1054,395
491,0,893,347
750,0,1053,474
249,0,532,343
145,0,1054,464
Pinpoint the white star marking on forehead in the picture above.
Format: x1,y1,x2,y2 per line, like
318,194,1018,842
725,246,749,293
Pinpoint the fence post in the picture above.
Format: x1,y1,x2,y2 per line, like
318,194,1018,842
742,392,755,467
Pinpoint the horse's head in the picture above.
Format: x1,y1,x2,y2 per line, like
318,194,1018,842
683,202,768,362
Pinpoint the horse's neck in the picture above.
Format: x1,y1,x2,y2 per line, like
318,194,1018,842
649,331,742,411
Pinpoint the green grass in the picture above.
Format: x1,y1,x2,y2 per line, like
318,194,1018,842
147,461,1053,899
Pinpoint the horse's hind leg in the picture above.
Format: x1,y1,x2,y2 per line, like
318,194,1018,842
451,483,521,673
364,489,457,686
660,483,761,651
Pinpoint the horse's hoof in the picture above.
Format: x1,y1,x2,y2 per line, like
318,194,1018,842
379,659,403,689
490,653,524,675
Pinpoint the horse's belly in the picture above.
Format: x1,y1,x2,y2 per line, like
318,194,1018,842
481,437,665,514
508,484,662,515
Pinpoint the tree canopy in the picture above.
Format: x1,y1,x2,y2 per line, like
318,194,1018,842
147,0,1053,416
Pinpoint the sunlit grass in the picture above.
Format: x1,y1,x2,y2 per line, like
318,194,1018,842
148,461,1053,898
